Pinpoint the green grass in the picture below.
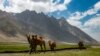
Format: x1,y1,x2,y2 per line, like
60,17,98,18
0,42,100,56
0,48,100,56
0,42,29,52
0,42,79,52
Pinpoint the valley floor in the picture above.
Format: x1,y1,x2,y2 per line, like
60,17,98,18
0,48,100,56
0,42,100,56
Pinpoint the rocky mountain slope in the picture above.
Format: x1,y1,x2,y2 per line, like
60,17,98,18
0,10,98,44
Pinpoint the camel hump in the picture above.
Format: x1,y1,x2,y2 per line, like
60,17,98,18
39,36,43,40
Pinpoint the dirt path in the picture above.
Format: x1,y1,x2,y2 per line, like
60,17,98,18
91,46,100,48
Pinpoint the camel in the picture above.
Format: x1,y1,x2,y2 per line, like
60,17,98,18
78,41,84,49
26,34,46,54
48,40,56,52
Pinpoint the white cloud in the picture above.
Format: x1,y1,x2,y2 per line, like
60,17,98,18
64,0,71,5
83,2,100,16
67,1,100,22
31,0,49,2
67,11,83,28
0,0,3,3
95,1,100,10
84,16,100,28
67,1,100,41
82,27,100,42
67,18,82,27
68,14,100,41
83,1,100,16
0,0,71,13
82,16,100,41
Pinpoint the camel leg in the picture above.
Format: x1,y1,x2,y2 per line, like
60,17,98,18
53,48,55,52
29,46,33,54
50,47,53,52
54,47,56,52
43,43,46,52
40,45,43,52
50,47,55,53
33,45,37,53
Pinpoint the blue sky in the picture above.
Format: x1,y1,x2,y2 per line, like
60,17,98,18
67,0,99,12
3,0,10,8
50,0,99,17
0,0,100,41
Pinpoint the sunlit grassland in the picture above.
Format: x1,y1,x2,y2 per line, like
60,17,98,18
0,42,100,56
0,42,29,52
0,42,78,52
0,48,100,56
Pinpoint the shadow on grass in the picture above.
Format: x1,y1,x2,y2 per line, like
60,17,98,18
0,47,86,53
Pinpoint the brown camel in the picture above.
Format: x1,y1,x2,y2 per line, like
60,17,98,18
48,40,56,52
78,41,84,49
26,34,46,54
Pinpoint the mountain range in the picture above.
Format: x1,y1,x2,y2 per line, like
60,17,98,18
0,10,98,44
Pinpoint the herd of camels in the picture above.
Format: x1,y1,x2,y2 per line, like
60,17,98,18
26,34,56,54
26,34,84,54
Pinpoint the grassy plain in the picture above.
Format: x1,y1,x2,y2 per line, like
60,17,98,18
0,42,100,56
